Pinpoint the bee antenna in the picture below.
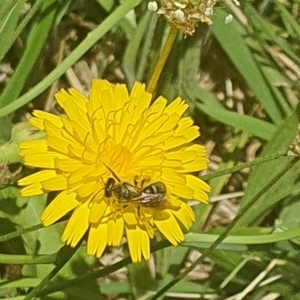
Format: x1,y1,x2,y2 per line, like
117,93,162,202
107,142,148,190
103,163,121,182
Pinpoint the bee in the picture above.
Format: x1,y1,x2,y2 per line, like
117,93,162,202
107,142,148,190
133,181,166,207
103,163,166,207
103,163,141,202
104,177,141,202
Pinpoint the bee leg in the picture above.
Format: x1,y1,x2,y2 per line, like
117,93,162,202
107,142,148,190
134,175,139,187
137,204,141,218
141,176,151,189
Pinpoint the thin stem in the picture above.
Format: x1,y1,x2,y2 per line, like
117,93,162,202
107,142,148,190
149,157,299,300
147,27,178,94
0,253,56,264
24,245,79,300
38,256,132,296
0,224,43,242
202,152,287,181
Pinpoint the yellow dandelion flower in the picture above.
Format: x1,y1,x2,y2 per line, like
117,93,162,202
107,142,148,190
18,79,210,262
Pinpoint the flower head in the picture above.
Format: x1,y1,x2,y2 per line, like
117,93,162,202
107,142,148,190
18,80,210,262
156,0,217,35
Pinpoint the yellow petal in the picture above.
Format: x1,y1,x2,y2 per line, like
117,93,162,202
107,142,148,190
41,191,79,226
54,158,84,173
175,117,194,133
61,201,90,247
126,225,150,262
43,118,64,139
62,118,89,144
173,202,195,229
55,89,89,130
69,88,89,111
19,140,48,155
146,96,167,122
143,113,169,137
161,168,186,185
185,175,210,203
22,153,56,168
163,136,189,150
164,97,188,117
18,170,57,186
168,183,194,199
67,165,97,186
122,205,138,226
154,211,184,245
107,217,124,246
75,181,98,199
129,82,152,126
19,183,44,196
87,222,108,257
41,175,67,191
29,110,63,130
90,80,116,117
89,196,107,224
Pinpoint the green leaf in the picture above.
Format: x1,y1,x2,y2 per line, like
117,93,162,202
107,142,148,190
192,87,276,140
128,261,157,298
237,113,299,226
177,38,276,140
211,9,286,123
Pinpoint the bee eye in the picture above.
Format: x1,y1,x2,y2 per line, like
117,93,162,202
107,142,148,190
105,177,116,197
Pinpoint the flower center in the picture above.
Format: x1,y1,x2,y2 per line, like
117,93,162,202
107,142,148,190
100,145,133,179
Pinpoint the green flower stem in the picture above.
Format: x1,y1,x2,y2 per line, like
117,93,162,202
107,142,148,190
147,27,178,94
149,157,299,300
0,253,56,264
202,151,287,181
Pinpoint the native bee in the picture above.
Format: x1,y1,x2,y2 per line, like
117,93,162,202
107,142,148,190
103,163,166,207
134,181,166,207
104,177,141,202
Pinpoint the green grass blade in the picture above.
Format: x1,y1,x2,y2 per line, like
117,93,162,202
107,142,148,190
276,2,300,37
0,0,58,108
123,11,152,87
247,4,300,66
0,0,44,62
211,10,284,123
0,0,25,61
184,225,300,246
191,87,276,140
237,114,299,226
0,0,143,117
